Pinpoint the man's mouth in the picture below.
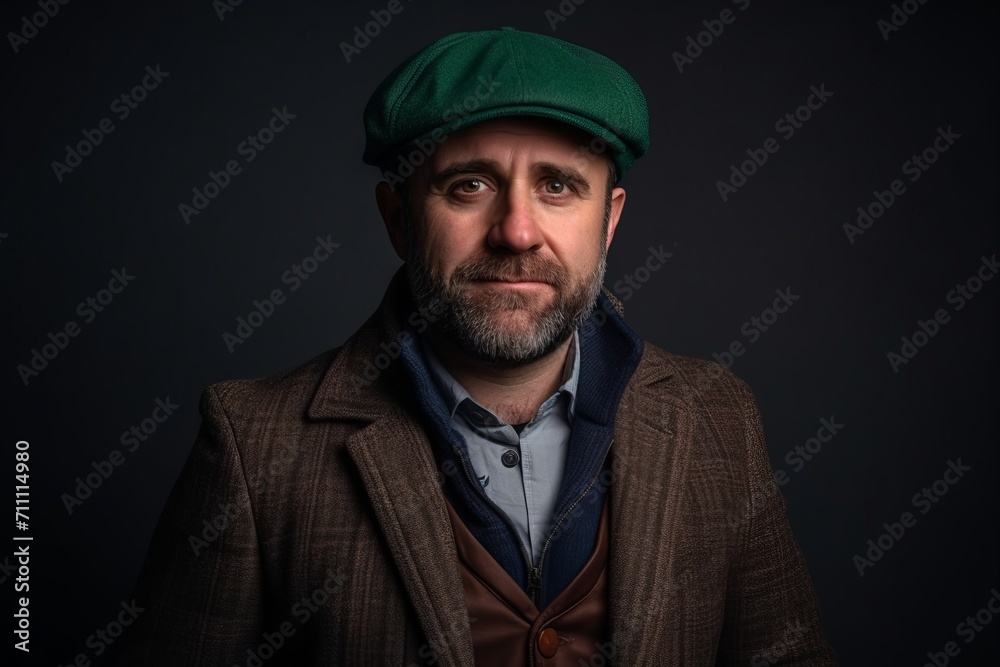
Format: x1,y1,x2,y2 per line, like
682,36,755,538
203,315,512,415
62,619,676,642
473,278,550,288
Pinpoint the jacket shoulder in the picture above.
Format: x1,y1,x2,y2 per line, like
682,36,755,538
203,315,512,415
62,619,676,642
198,347,343,422
636,341,756,411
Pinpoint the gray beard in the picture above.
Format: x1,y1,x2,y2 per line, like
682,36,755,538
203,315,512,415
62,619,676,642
406,227,606,368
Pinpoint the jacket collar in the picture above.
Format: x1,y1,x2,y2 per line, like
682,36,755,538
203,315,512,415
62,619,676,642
306,267,417,422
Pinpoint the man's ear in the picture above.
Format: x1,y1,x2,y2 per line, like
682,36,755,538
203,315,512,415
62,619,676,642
605,186,627,250
375,181,408,261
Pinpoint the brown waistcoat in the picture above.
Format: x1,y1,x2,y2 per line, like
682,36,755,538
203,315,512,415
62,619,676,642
444,496,612,666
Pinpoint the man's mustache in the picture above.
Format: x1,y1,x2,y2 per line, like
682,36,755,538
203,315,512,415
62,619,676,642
451,254,568,286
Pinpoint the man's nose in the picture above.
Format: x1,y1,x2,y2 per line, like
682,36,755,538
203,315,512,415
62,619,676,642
487,184,544,252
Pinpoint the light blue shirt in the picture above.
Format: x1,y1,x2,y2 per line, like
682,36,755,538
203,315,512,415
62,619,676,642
421,332,579,565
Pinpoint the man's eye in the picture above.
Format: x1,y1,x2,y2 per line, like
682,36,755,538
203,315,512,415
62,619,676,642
545,180,567,194
456,179,483,193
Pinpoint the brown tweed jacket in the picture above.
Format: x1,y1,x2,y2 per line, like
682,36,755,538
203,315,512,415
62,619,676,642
116,272,838,666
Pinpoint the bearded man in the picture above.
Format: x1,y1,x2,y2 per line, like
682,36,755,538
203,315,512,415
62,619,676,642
117,28,838,666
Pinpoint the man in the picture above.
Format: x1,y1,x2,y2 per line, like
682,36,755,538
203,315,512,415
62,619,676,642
117,28,837,666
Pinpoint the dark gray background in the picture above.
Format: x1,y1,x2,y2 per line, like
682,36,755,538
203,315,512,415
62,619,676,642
3,0,997,664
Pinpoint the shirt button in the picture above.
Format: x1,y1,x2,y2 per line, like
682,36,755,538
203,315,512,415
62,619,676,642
501,449,519,468
537,627,559,658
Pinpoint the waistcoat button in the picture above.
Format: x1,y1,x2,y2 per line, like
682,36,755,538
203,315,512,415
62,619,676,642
537,627,559,658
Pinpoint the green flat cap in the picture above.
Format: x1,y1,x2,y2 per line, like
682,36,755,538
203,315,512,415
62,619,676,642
362,27,649,182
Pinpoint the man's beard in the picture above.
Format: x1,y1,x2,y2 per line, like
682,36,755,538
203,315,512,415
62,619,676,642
406,225,607,367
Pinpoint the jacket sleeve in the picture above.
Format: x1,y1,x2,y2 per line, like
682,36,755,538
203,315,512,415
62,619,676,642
113,384,265,666
715,378,838,666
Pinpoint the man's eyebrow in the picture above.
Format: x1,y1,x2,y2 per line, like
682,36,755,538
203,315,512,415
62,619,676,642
430,159,503,187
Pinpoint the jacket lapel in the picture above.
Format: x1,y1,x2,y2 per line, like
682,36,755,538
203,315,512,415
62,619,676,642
608,347,689,662
345,415,475,666
308,270,474,665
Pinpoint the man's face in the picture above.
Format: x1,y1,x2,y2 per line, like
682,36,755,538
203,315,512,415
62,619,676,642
399,117,625,367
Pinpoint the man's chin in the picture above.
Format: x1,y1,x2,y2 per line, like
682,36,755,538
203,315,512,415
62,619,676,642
461,281,555,309
460,335,570,368
464,305,552,332
441,312,574,367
